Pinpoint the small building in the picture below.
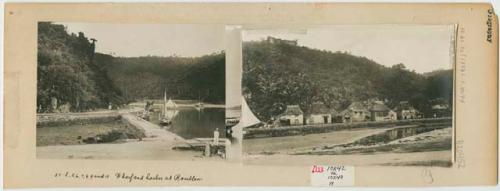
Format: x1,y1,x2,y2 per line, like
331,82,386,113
394,101,419,120
266,36,298,46
305,103,332,124
387,110,398,121
341,102,369,123
369,101,397,121
330,108,343,123
431,104,452,117
279,105,304,126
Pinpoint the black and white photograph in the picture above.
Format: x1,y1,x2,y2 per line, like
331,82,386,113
36,22,227,160
241,25,455,166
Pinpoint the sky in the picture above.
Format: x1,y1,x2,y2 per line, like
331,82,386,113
243,25,456,74
57,22,225,57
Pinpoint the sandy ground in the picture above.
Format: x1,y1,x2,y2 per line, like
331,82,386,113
36,121,136,146
243,150,451,166
243,127,390,154
243,127,452,166
37,113,222,161
389,127,452,144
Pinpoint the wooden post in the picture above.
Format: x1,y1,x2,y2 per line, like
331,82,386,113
204,143,211,157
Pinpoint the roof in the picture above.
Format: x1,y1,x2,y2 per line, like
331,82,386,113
348,102,367,111
330,108,339,115
394,101,416,111
432,104,449,110
282,105,303,116
310,103,330,114
340,109,350,115
369,102,390,112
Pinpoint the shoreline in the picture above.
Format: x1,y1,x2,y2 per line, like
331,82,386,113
36,113,224,160
243,126,452,166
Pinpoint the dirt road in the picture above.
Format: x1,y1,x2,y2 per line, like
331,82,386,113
243,127,452,166
243,127,389,154
37,113,216,160
243,150,451,166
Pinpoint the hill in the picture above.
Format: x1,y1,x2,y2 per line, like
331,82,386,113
242,39,453,121
99,53,225,104
37,22,225,113
37,22,124,112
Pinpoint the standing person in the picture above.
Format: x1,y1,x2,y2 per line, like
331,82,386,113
213,128,220,145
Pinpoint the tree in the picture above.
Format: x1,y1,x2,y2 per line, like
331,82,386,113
241,38,453,120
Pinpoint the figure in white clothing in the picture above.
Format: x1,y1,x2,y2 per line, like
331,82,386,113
213,128,220,145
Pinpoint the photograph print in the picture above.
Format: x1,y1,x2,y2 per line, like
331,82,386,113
241,25,455,166
36,22,228,160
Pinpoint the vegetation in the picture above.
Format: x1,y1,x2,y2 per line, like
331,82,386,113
243,39,453,121
37,22,124,112
101,53,225,104
37,22,225,113
36,119,145,146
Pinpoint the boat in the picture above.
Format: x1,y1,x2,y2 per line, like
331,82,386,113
140,110,150,121
159,90,178,126
140,101,153,121
195,102,204,110
195,92,204,110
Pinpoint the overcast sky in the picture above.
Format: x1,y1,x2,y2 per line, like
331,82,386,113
243,25,456,74
58,22,225,57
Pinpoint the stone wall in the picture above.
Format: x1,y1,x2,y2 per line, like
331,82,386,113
243,117,452,139
36,112,122,127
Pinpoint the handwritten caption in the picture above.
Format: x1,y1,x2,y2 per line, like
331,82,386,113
53,171,202,183
310,165,354,187
458,27,466,104
487,9,494,43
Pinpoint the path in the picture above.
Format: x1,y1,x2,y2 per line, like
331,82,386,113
243,126,452,166
37,108,143,124
244,150,451,166
243,127,393,154
121,113,186,142
36,113,212,160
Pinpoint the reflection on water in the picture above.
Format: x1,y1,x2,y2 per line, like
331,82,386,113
354,125,449,146
150,108,225,139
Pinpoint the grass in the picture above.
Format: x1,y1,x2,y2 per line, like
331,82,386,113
36,119,145,146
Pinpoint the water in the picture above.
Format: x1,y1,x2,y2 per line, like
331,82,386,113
353,125,449,146
150,108,225,139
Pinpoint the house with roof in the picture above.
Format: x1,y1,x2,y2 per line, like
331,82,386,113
330,108,343,123
266,36,298,46
393,101,420,120
369,101,397,121
341,102,369,123
305,103,333,124
431,103,452,118
279,105,304,126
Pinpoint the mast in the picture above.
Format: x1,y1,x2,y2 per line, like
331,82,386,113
164,89,167,118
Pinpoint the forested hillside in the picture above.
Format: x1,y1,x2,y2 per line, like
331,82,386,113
242,39,453,121
37,22,124,112
37,22,225,113
100,53,225,103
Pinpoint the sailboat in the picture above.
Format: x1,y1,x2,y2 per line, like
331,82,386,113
159,90,178,126
195,92,204,110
